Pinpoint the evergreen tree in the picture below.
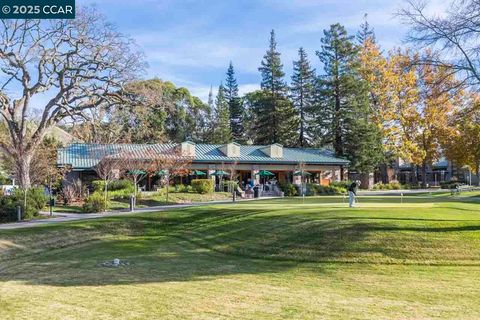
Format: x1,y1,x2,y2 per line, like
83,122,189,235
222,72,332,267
255,30,298,145
207,85,214,110
211,84,232,144
291,47,316,147
357,13,376,47
225,62,244,142
315,23,383,173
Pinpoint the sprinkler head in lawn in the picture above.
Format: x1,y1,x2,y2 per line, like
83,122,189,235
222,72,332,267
100,258,130,268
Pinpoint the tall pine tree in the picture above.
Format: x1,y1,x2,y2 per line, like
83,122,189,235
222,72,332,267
224,62,244,142
315,23,383,174
291,47,316,147
211,84,232,144
255,30,298,146
357,13,376,47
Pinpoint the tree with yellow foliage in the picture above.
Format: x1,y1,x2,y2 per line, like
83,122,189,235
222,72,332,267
443,98,480,185
387,50,464,186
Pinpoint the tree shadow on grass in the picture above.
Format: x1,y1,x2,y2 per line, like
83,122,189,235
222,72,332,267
1,205,480,287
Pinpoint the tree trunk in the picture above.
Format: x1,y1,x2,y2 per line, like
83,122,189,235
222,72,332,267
17,154,33,189
421,162,428,188
476,167,480,187
104,179,108,212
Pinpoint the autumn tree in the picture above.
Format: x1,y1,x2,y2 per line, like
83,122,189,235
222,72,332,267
387,50,464,186
0,10,144,188
443,98,480,185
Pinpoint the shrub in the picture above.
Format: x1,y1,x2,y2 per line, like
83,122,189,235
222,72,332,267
174,184,187,193
91,179,134,200
279,183,297,197
373,181,403,190
0,187,47,222
440,180,465,189
82,192,108,213
0,195,18,223
191,179,214,194
92,179,134,192
224,181,238,192
61,185,76,205
330,180,351,190
314,185,345,195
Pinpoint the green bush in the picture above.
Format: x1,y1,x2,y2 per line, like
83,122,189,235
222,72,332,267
0,195,18,223
330,180,351,190
0,187,47,222
92,179,135,200
372,181,403,190
224,181,238,192
191,179,214,194
279,183,297,197
92,180,134,192
174,184,187,193
316,185,345,195
0,175,9,185
82,193,108,213
440,180,465,189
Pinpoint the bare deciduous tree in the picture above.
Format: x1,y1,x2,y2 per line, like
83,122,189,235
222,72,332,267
93,147,128,210
0,8,144,188
399,0,480,87
120,149,149,196
146,145,192,204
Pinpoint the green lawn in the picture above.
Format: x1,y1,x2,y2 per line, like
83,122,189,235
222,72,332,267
49,191,233,213
2,193,480,319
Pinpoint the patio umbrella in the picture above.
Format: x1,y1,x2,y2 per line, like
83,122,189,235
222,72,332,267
189,170,206,176
256,170,275,191
212,170,230,176
156,170,167,176
257,170,275,177
293,171,311,176
127,170,147,175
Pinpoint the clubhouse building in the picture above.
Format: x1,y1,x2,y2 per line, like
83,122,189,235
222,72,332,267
57,142,350,191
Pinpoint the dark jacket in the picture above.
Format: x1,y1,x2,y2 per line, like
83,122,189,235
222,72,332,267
348,182,358,195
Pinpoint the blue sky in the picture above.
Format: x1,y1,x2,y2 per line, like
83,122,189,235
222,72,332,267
77,0,448,102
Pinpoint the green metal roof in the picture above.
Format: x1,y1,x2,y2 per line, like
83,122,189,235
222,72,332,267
57,143,349,170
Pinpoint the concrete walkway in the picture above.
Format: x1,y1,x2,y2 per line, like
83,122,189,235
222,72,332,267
0,197,281,231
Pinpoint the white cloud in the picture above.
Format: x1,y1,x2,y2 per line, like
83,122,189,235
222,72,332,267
138,36,264,74
238,83,260,96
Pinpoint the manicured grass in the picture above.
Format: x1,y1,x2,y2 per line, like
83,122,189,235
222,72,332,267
49,191,233,213
2,193,480,319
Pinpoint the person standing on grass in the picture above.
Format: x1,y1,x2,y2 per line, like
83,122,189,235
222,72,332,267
348,180,361,208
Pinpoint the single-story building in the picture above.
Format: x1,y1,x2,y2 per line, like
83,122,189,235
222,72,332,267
57,142,349,193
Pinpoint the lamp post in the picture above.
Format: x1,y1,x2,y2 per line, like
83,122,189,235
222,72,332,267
49,176,53,216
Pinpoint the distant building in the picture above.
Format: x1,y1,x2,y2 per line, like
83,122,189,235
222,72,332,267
374,158,477,186
57,142,350,192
